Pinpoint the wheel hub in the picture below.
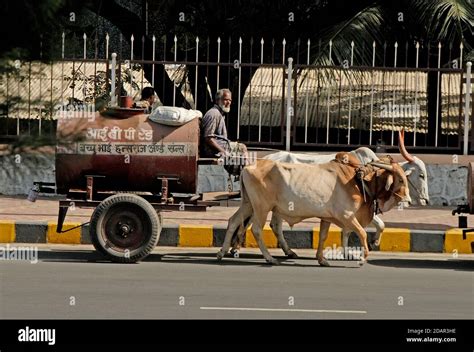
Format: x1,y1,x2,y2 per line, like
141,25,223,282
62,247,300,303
102,205,150,251
118,222,132,237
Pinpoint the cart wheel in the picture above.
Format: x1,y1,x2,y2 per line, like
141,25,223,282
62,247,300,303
90,194,162,263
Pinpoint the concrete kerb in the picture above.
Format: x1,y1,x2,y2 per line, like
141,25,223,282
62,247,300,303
0,221,473,254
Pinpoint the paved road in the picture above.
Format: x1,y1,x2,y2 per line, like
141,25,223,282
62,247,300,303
0,245,472,319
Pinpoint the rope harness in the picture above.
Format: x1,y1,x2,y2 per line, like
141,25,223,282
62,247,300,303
356,165,408,214
333,157,383,214
355,166,382,215
336,155,401,215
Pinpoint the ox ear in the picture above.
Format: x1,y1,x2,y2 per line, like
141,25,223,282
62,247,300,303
335,152,349,164
385,174,394,191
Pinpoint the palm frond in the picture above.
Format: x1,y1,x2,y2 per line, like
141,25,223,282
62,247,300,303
311,4,385,67
410,0,473,42
302,4,384,88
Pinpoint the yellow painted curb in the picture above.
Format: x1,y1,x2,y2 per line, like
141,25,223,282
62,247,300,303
445,229,474,254
0,220,16,243
245,225,278,248
47,222,82,244
179,225,213,247
313,227,341,249
379,228,410,252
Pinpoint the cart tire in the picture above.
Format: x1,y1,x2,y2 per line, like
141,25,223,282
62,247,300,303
90,194,162,263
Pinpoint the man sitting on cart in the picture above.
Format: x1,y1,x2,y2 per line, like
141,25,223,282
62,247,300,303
201,88,250,175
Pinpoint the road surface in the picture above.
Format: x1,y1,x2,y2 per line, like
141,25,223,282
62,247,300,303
0,245,472,319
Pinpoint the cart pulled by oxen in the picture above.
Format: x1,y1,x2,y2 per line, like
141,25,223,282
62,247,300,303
30,102,240,263
32,97,471,264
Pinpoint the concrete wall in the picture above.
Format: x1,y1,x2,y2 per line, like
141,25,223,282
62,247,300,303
196,165,241,194
0,153,468,207
426,164,468,206
0,154,55,196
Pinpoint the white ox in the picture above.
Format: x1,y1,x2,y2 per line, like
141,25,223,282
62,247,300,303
261,130,429,250
217,155,412,266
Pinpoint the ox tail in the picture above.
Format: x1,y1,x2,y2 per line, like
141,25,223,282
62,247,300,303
230,171,252,248
240,172,250,204
230,215,252,248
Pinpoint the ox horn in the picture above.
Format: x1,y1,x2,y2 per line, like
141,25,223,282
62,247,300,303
370,162,394,172
398,128,415,163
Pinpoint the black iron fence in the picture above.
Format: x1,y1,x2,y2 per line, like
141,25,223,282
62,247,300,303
0,33,472,153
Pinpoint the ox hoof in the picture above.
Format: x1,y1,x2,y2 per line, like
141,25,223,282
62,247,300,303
287,251,299,259
368,241,380,251
318,258,330,267
216,251,225,261
265,258,280,265
230,249,240,258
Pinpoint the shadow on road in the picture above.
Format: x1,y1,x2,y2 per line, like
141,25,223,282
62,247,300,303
37,250,360,268
150,252,360,268
368,258,474,272
37,250,114,264
37,249,473,271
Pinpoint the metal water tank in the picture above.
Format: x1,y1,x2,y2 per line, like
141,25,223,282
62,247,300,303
55,110,200,195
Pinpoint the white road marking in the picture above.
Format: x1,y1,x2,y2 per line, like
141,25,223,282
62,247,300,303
200,306,367,314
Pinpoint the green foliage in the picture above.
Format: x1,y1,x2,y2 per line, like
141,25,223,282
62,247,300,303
315,4,385,66
410,0,473,42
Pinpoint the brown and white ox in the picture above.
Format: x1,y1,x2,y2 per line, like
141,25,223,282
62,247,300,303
217,156,411,266
228,130,427,257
